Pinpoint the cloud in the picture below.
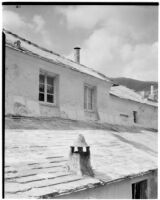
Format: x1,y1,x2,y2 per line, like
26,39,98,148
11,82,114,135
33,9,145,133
33,15,45,32
3,10,52,49
3,10,32,29
122,42,158,81
62,6,158,81
3,7,158,81
57,6,109,29
66,23,157,81
57,6,158,42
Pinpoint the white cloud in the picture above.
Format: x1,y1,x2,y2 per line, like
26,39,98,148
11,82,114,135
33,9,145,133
123,42,158,81
3,10,52,49
58,6,113,29
33,15,45,32
3,10,32,30
3,7,158,81
62,6,158,81
66,24,157,81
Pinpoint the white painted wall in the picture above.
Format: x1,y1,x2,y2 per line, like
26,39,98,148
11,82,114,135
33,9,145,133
108,95,158,129
5,47,111,121
55,170,157,199
5,47,157,129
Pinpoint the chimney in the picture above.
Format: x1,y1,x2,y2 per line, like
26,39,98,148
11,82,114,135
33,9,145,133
150,85,154,96
149,85,154,100
67,134,94,177
74,47,81,63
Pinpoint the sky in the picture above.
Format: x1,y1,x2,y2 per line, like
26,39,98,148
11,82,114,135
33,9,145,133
3,5,158,81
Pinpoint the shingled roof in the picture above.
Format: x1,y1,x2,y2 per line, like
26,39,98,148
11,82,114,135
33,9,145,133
4,29,111,82
5,129,157,198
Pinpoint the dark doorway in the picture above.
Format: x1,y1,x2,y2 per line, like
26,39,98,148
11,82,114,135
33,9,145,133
132,180,148,199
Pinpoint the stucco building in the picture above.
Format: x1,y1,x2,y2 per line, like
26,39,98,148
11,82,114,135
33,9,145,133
4,29,158,199
4,29,158,129
109,85,157,129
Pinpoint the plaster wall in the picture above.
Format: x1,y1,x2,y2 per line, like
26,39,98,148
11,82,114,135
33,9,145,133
5,47,111,121
55,170,157,199
108,95,158,129
5,47,157,129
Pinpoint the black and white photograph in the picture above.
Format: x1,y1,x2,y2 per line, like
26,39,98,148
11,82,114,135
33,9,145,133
2,2,158,199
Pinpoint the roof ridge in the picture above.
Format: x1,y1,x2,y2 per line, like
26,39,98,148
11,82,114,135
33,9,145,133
3,28,61,56
3,29,111,82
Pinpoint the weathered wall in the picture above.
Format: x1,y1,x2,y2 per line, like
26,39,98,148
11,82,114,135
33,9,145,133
55,170,157,199
5,47,111,121
5,47,157,129
107,95,158,129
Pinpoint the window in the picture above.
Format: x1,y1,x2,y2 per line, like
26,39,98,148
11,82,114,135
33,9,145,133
132,180,148,199
39,73,55,104
84,85,95,111
133,111,137,123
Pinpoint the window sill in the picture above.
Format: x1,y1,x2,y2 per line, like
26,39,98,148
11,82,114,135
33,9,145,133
84,109,95,113
39,101,58,108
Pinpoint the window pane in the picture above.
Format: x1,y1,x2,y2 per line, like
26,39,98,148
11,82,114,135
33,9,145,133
47,76,54,86
47,84,54,94
84,86,87,109
88,102,92,110
47,94,54,103
39,84,44,92
39,74,45,84
88,88,93,110
39,93,44,101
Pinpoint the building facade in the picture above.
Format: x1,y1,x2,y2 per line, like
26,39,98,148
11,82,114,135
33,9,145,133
4,30,158,129
108,86,158,129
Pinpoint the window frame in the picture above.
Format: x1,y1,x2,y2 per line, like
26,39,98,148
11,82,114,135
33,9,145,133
84,84,96,112
39,71,56,105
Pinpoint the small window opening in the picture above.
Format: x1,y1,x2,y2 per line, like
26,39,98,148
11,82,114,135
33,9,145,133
133,111,137,123
132,179,148,199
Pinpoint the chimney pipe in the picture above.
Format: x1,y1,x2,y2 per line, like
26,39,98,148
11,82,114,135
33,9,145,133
67,134,94,177
149,85,155,100
150,85,154,96
74,47,81,63
141,91,145,99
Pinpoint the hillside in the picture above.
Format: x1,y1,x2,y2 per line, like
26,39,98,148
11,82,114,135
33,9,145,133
111,77,158,92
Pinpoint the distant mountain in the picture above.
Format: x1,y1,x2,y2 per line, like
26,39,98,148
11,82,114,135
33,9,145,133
111,77,158,92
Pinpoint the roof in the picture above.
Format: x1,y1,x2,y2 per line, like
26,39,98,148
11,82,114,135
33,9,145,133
4,29,111,83
110,85,158,107
5,129,157,198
